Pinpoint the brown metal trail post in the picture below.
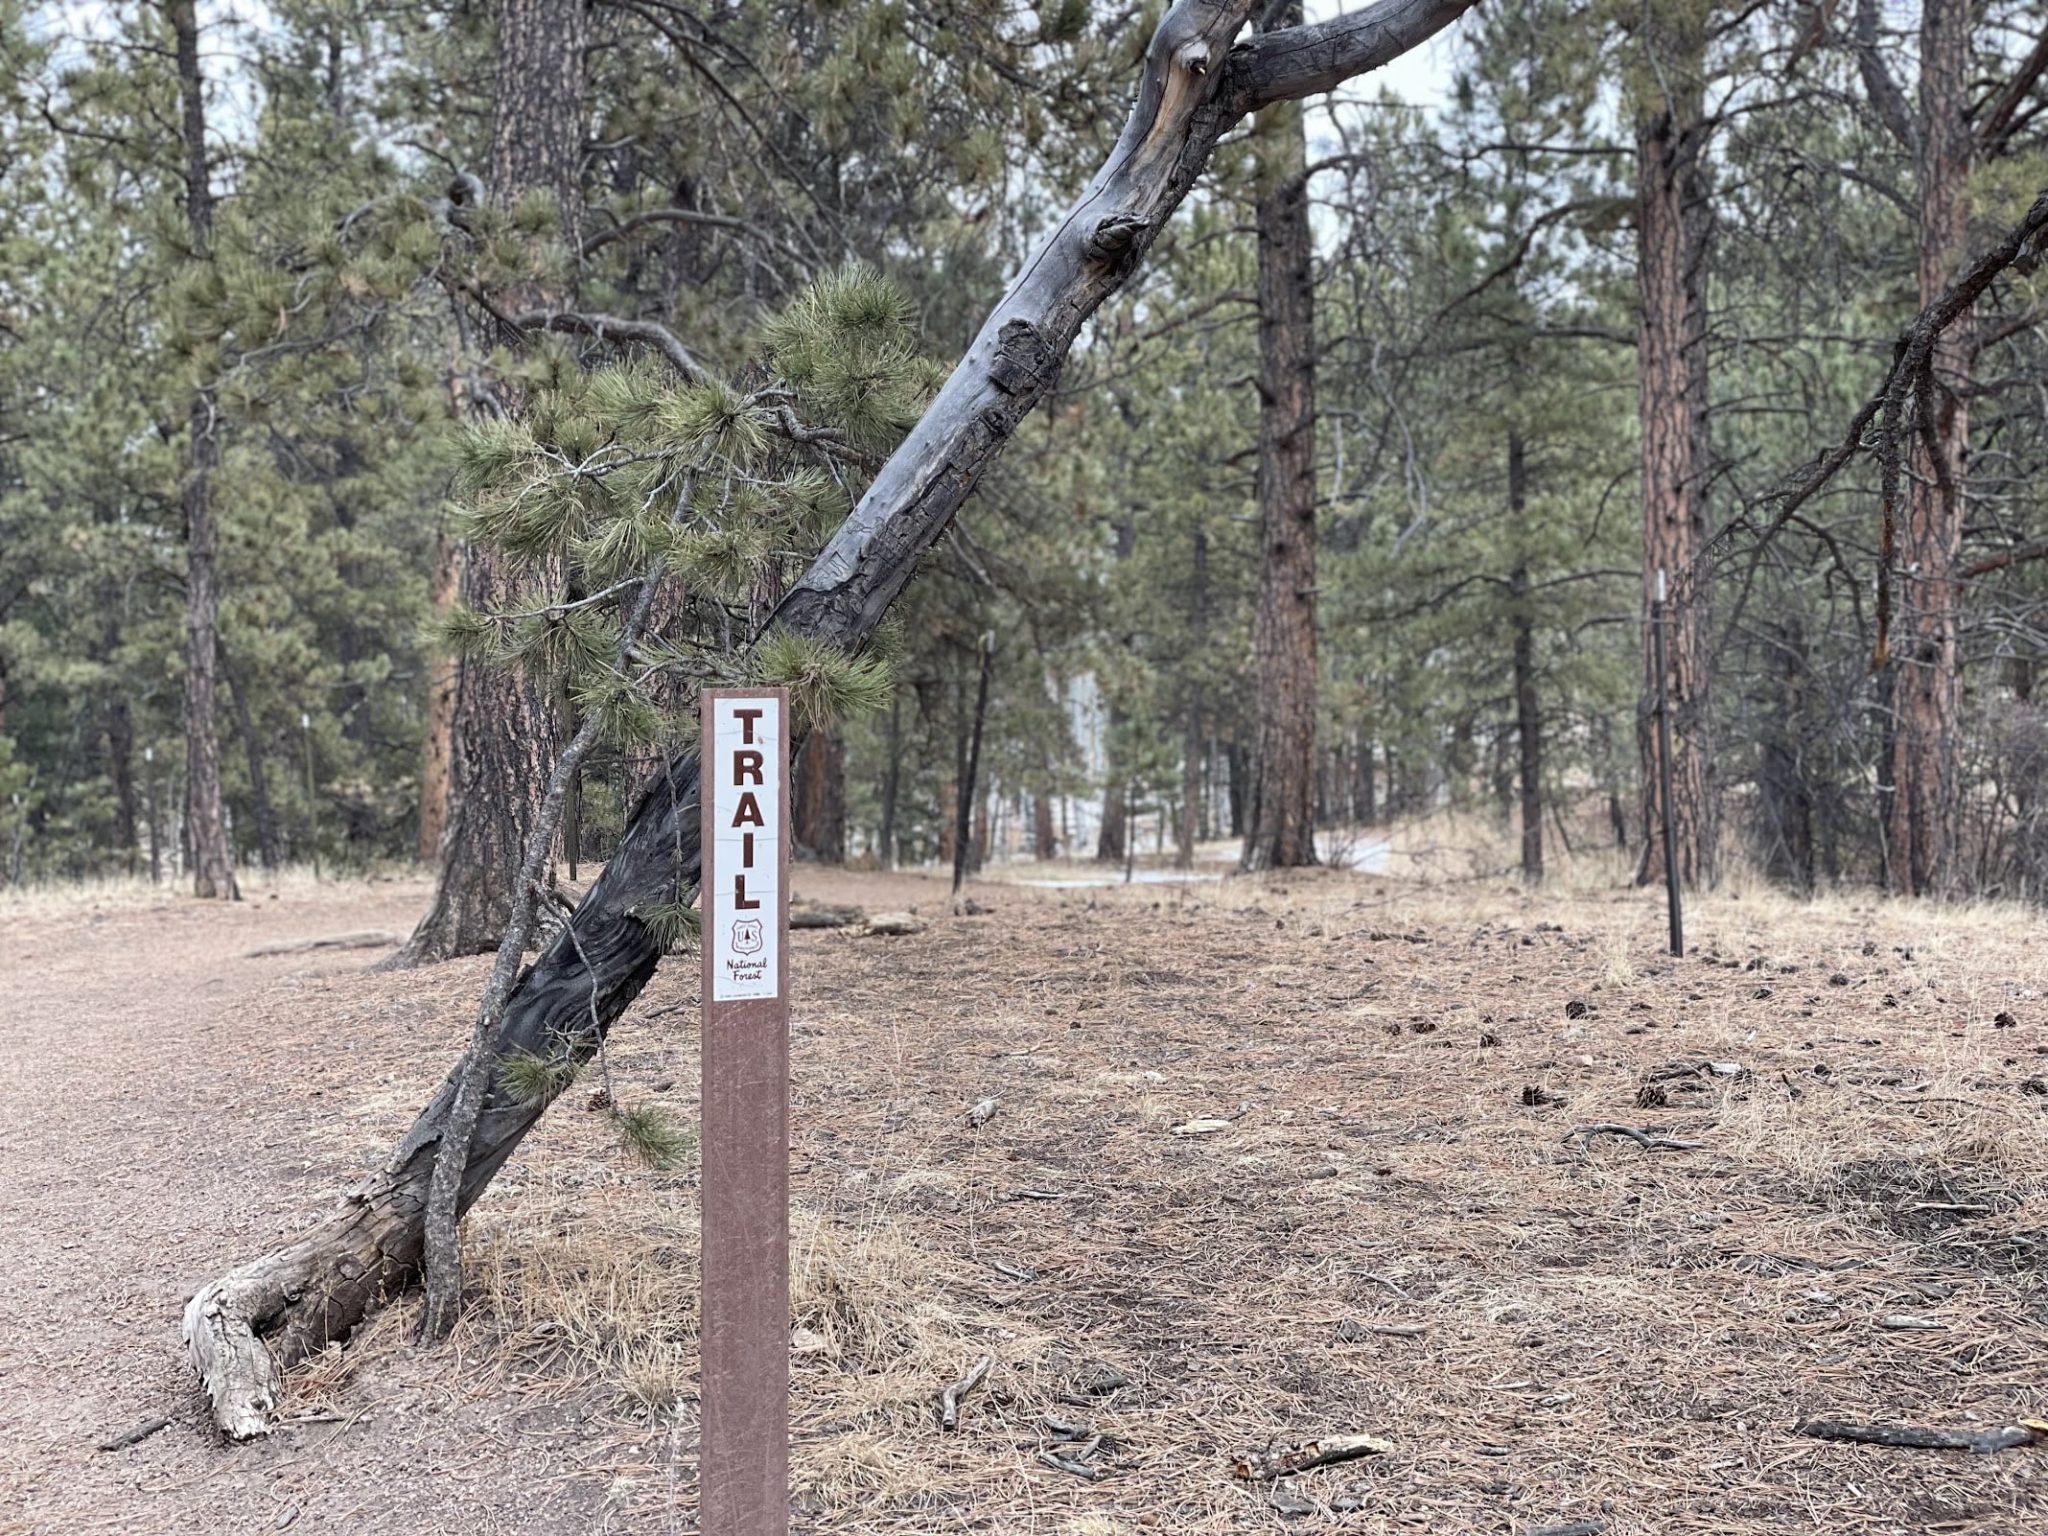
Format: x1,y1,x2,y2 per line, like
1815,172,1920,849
699,687,791,1536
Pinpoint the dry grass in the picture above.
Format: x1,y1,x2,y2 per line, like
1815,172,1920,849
324,863,2046,1533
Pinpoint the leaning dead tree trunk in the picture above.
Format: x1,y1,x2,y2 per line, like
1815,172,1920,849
186,0,1479,1439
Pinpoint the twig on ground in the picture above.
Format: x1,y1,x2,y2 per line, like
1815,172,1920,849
937,1354,992,1431
1567,1123,1705,1151
1232,1432,1395,1480
1797,1419,2047,1453
95,1416,170,1451
1037,1434,1107,1479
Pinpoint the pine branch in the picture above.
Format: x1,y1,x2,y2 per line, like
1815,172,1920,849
507,308,702,378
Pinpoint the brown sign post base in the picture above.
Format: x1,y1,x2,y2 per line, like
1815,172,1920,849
699,688,791,1536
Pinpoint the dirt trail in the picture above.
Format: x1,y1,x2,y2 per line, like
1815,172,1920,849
0,878,593,1536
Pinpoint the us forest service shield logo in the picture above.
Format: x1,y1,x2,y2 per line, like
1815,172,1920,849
730,917,764,955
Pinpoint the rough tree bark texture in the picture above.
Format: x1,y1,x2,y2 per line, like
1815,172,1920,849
794,728,847,862
397,0,586,960
187,0,1478,1438
1095,771,1128,862
1242,1,1320,872
1883,0,1972,896
170,0,236,901
1633,12,1715,891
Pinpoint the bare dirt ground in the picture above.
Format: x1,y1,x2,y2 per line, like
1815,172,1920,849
2,861,2045,1535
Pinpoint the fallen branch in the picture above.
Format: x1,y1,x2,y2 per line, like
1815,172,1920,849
789,901,863,929
244,931,398,957
938,1354,992,1431
1232,1432,1395,1480
95,1416,170,1452
1038,1435,1107,1479
1567,1123,1705,1152
1796,1419,2047,1454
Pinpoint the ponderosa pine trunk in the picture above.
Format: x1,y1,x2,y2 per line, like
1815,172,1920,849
1883,0,1972,896
170,0,236,901
1033,790,1058,860
1241,1,1319,872
795,727,847,862
187,0,1479,1438
396,0,585,961
1633,10,1715,891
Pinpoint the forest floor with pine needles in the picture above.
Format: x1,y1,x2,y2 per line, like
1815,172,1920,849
2,854,2045,1534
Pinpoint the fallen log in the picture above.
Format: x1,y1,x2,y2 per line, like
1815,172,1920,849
184,0,1479,1439
244,931,399,957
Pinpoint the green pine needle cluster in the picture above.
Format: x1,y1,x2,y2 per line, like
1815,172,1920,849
753,629,894,730
439,265,927,753
498,1047,583,1109
636,898,701,955
609,1104,696,1170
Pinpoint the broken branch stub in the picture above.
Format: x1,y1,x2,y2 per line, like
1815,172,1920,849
184,0,1480,1439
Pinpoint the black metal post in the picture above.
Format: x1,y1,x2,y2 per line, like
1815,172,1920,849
952,630,995,906
1652,569,1683,956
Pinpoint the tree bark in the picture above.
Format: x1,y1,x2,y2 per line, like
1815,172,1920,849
1095,769,1128,862
1633,11,1715,891
186,0,1478,1438
169,0,236,901
1883,0,1972,897
1242,1,1320,872
395,0,586,960
794,726,847,863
